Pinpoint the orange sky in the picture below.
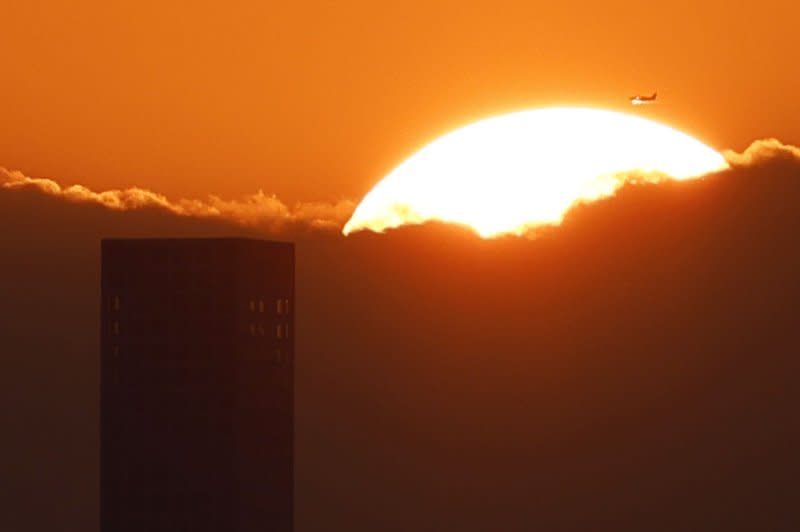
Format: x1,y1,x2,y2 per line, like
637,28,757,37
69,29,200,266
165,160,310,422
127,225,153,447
2,0,797,203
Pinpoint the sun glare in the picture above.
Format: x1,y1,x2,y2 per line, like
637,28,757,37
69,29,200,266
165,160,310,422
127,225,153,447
343,108,727,237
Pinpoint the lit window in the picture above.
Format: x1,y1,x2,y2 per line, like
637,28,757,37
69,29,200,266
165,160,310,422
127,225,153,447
276,299,283,314
249,300,256,312
276,324,282,339
113,296,121,311
258,300,265,313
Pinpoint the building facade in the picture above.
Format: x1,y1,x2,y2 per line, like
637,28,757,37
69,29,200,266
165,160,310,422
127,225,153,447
101,238,294,531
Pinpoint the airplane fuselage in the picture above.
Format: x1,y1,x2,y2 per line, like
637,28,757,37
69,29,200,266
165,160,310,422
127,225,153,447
630,92,657,105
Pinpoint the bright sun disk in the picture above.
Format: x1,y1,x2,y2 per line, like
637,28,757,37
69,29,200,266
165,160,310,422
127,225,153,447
343,107,727,237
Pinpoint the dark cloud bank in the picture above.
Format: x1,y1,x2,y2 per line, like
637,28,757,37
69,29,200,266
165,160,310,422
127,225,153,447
1,140,800,531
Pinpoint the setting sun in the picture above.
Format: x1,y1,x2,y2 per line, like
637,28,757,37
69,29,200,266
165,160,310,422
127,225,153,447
344,108,728,237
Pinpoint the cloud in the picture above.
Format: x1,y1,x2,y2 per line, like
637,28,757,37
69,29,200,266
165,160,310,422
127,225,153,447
3,138,798,238
4,137,800,531
0,167,355,231
723,138,800,167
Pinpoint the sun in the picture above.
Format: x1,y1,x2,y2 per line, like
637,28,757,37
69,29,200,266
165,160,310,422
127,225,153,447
343,107,727,237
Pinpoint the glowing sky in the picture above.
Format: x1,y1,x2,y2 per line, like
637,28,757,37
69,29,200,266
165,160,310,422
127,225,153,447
1,0,797,204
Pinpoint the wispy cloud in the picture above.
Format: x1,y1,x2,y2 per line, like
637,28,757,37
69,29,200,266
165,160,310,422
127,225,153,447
0,168,355,231
723,138,800,167
4,139,798,237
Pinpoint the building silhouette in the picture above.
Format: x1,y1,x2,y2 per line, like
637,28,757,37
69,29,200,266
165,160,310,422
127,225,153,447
100,238,294,531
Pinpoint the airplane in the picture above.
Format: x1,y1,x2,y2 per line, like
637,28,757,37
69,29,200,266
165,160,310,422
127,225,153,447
630,91,657,105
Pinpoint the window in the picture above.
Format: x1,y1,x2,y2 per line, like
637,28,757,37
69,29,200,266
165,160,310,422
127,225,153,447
112,321,119,335
112,346,119,357
113,296,121,311
276,298,283,314
276,324,283,339
248,300,256,312
249,324,256,336
285,298,290,313
284,323,290,339
258,300,265,313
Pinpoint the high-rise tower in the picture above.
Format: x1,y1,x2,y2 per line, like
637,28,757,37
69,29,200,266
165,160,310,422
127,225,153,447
100,238,294,531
